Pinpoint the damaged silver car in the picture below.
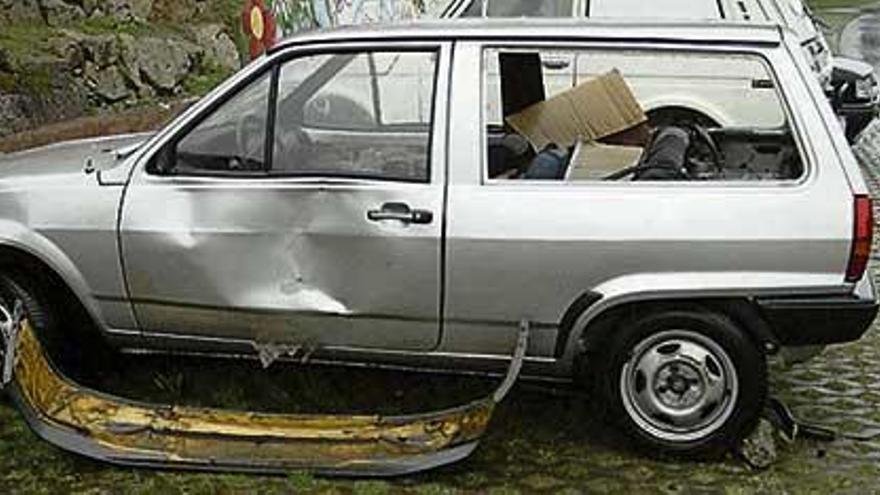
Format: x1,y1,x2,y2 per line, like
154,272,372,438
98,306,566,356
0,19,877,469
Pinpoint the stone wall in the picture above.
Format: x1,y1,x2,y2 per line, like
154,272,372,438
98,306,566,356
0,1,205,25
0,0,241,136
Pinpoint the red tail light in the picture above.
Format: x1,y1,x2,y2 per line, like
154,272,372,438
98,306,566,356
846,195,874,283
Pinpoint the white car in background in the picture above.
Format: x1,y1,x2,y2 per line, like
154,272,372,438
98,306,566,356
440,0,879,139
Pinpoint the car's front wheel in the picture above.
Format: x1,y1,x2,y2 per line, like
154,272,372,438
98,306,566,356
599,308,767,457
0,273,53,336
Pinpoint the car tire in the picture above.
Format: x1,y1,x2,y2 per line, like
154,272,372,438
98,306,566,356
598,308,767,457
0,273,54,336
0,272,62,372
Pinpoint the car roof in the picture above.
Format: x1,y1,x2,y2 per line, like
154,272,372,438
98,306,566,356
269,18,784,53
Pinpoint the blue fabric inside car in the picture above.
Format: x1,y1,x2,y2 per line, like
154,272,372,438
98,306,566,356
523,145,571,179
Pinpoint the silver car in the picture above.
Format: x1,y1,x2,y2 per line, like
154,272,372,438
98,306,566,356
0,19,877,457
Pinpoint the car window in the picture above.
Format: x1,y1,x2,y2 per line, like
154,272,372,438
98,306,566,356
272,51,437,181
588,0,720,19
461,0,573,17
482,47,803,183
169,73,271,175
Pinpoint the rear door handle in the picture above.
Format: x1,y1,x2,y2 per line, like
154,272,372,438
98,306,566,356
367,202,433,225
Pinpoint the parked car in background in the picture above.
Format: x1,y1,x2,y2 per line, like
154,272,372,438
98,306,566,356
0,19,876,458
441,0,880,140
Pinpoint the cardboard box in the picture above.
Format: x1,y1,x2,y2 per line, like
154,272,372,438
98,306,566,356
566,141,644,181
505,69,648,150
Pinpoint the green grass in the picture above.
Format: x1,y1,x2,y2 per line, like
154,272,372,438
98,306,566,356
182,60,234,97
0,23,56,62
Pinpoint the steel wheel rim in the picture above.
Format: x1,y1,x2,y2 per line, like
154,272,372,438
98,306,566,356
0,295,12,334
619,329,739,443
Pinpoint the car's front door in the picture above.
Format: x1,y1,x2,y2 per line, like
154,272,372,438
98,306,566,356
119,43,449,351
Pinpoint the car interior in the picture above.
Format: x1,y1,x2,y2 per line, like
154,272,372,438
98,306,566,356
486,50,805,182
160,52,435,182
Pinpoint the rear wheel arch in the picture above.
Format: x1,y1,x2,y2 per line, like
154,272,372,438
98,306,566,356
572,297,778,366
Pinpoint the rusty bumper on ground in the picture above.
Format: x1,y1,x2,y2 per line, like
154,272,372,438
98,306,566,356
0,317,527,477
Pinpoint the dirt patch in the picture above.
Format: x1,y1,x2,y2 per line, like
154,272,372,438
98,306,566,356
0,100,191,153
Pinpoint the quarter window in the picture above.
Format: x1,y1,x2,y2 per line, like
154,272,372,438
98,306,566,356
483,47,804,183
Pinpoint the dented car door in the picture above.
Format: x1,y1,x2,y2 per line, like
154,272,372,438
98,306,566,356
119,44,450,351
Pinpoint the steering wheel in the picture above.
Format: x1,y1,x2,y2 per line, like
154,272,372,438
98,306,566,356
683,124,723,179
603,124,723,181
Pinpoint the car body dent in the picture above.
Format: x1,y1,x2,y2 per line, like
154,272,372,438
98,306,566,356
118,41,452,351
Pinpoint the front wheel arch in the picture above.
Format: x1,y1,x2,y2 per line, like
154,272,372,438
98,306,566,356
0,245,106,348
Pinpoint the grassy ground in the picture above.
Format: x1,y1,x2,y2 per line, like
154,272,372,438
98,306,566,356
3,330,880,494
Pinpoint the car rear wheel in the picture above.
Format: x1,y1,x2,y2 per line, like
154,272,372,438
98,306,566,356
600,308,767,457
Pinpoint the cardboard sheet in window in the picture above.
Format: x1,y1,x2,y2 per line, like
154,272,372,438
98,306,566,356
505,69,647,150
566,141,644,181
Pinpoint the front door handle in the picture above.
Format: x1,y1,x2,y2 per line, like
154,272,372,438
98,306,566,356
367,202,433,225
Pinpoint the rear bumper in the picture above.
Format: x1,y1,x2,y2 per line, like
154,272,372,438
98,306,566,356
756,278,878,346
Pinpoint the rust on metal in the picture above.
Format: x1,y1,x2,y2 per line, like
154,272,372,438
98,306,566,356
3,317,528,476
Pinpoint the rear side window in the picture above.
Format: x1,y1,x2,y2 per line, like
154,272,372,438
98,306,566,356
273,51,437,181
482,47,804,183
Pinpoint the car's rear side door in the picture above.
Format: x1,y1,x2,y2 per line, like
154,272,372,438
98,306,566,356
119,42,451,352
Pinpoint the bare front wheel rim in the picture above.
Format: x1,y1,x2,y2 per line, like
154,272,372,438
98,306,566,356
0,297,12,335
620,329,739,443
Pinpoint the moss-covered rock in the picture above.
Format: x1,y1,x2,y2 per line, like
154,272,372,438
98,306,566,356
0,0,242,135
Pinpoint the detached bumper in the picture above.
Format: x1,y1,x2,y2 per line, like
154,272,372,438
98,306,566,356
2,319,528,477
756,278,879,346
